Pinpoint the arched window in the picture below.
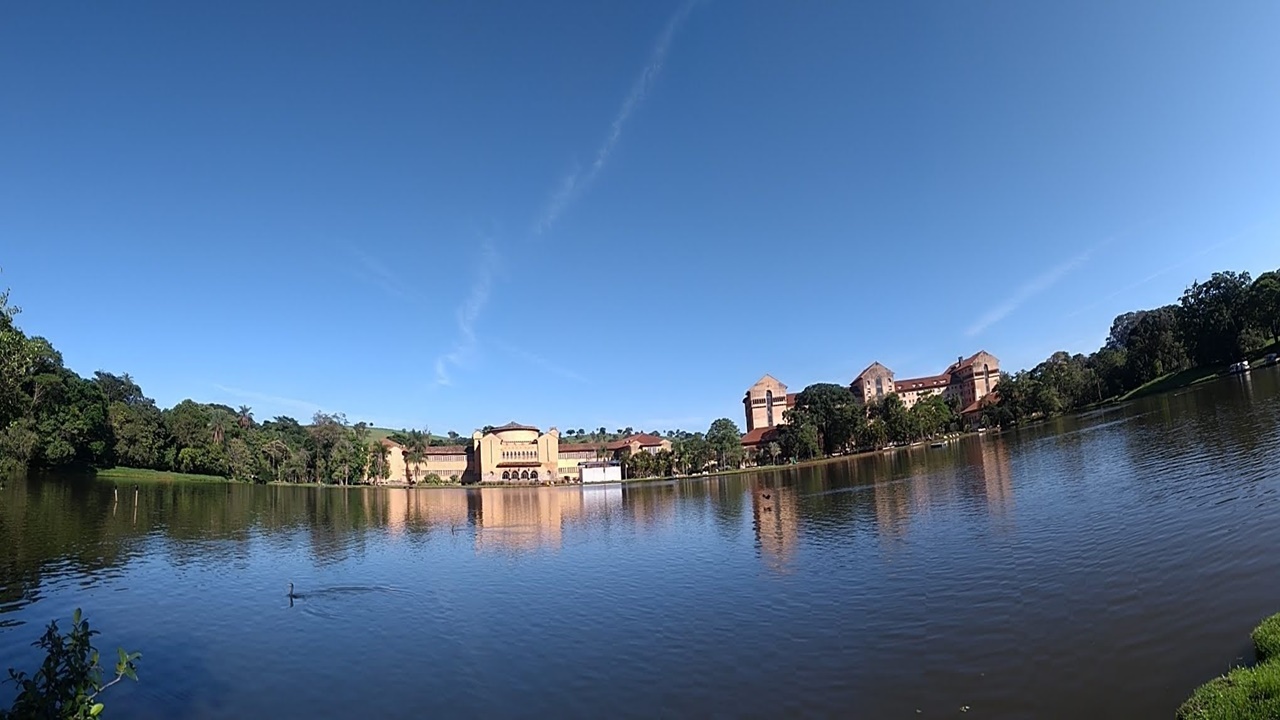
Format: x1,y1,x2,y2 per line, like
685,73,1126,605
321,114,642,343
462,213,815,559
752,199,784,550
530,470,539,480
765,389,774,426
983,364,990,393
520,470,529,480
502,470,511,480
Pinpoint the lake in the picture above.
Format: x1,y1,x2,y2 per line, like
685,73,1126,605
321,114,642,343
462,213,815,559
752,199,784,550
3,369,1280,718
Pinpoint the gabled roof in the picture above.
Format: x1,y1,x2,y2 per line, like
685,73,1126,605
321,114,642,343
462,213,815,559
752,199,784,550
945,351,999,374
853,362,894,383
746,374,788,395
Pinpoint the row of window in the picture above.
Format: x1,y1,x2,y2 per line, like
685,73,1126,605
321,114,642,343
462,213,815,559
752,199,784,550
500,470,540,481
501,449,539,460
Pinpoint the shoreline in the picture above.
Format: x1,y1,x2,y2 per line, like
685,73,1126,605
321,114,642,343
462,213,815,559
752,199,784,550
85,360,1274,491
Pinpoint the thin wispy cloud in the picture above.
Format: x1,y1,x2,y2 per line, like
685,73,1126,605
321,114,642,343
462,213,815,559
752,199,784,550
491,339,589,384
534,0,699,235
213,384,323,417
1065,221,1265,318
434,241,500,386
348,246,422,302
966,248,1097,337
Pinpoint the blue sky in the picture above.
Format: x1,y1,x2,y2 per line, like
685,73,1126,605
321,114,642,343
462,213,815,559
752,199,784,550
2,0,1278,434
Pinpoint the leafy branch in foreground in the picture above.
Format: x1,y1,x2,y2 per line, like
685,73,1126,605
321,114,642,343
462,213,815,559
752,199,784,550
2,609,141,720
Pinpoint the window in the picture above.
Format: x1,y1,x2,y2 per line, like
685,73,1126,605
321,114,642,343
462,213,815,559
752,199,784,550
520,470,530,480
983,364,990,393
766,390,774,426
530,470,539,480
502,471,511,480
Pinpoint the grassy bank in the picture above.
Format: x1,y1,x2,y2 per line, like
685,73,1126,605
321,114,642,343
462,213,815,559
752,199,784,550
1119,342,1279,403
94,467,231,484
1177,613,1280,719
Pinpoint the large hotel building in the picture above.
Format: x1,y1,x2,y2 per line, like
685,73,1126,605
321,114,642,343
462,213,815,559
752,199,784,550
741,351,1001,447
375,423,672,485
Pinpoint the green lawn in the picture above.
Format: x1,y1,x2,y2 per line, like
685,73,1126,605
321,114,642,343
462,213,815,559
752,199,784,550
1118,341,1279,403
1178,613,1280,719
95,467,230,483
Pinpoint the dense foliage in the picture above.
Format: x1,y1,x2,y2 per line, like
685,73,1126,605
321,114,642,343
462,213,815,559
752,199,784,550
2,609,140,720
986,269,1280,427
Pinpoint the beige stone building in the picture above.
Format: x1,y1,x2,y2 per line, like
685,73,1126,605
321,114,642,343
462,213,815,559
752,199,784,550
850,351,1001,415
742,374,795,432
375,422,635,485
471,422,560,484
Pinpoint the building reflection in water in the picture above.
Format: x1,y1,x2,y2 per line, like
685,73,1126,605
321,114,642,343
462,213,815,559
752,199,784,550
751,485,800,572
971,437,1014,516
862,436,1016,543
380,484,632,553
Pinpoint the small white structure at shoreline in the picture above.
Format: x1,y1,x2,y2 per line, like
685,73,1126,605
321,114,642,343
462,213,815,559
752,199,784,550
579,462,622,484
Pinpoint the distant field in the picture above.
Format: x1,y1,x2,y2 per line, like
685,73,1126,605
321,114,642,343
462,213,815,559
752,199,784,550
96,467,229,483
365,427,458,445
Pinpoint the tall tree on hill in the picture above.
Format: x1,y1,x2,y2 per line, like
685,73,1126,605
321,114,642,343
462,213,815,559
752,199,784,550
791,383,862,455
1247,270,1280,343
706,418,744,469
1178,271,1254,365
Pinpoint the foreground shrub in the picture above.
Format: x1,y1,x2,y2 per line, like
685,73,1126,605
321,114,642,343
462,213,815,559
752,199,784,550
2,609,141,719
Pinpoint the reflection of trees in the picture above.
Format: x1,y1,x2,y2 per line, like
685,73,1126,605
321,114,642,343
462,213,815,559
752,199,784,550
0,475,143,615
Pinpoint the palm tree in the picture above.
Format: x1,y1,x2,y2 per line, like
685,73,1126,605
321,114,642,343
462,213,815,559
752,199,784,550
262,438,290,480
237,405,254,429
404,429,427,484
209,414,228,448
369,442,391,482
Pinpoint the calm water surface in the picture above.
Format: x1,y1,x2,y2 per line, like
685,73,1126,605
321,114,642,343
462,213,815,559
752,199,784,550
3,371,1280,718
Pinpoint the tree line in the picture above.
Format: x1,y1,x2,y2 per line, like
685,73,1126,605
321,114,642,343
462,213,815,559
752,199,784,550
984,268,1280,426
752,385,963,466
1,287,391,483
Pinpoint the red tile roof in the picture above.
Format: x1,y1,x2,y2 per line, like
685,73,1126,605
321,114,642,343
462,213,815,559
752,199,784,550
380,439,469,454
785,393,797,407
740,427,780,447
605,433,668,451
425,445,469,455
894,374,951,391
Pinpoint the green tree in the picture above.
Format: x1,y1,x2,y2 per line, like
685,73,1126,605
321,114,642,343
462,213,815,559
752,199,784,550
1247,270,1280,343
790,383,861,455
777,417,820,460
706,418,744,470
1178,271,1254,365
